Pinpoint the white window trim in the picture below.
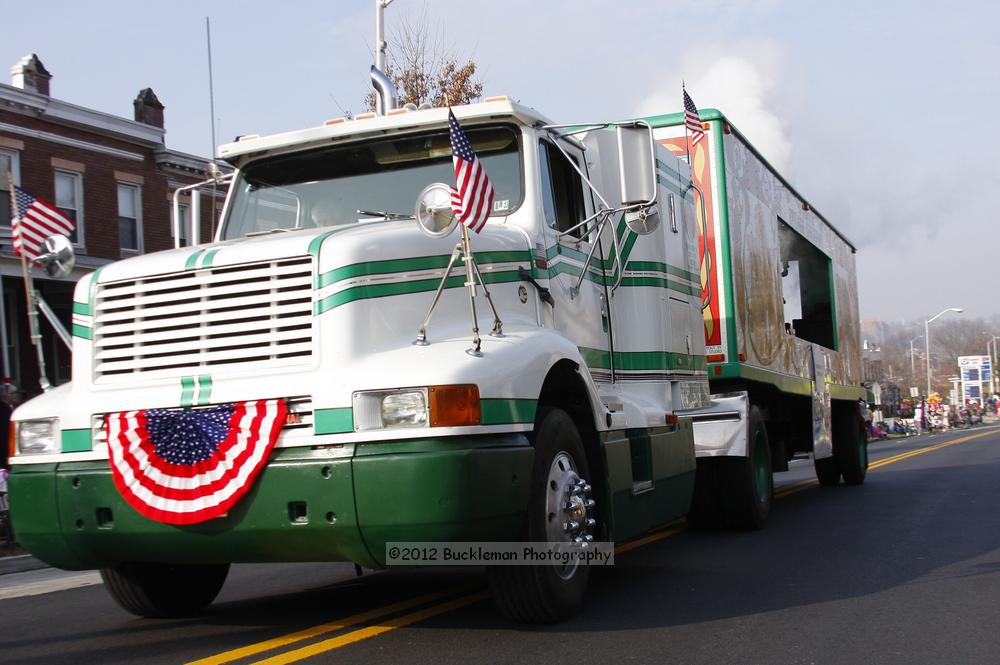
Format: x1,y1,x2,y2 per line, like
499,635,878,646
171,201,190,247
117,182,143,254
0,147,20,235
54,169,85,249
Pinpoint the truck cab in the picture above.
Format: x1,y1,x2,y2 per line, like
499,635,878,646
9,99,708,622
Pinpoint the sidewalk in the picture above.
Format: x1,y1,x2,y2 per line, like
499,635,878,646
0,553,48,576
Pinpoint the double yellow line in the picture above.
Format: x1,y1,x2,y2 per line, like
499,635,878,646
189,426,997,664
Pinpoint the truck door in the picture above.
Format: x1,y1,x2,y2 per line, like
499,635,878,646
538,140,615,383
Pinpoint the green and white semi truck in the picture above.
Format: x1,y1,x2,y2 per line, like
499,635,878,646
8,93,867,623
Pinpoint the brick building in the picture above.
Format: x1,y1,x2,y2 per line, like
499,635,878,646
1,54,221,395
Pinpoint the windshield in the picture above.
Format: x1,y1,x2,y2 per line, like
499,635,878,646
222,125,522,239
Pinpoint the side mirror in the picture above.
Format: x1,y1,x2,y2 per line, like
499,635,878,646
616,124,657,207
37,235,76,278
415,183,458,238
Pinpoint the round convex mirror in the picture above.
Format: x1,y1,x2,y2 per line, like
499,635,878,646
415,183,458,238
39,234,76,278
625,205,660,236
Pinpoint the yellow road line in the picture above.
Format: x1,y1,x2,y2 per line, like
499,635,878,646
615,525,686,554
248,592,492,665
185,586,468,665
773,428,997,499
195,426,998,663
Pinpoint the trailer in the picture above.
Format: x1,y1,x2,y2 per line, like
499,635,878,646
647,109,868,529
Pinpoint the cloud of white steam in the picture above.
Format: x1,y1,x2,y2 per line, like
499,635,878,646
634,43,792,171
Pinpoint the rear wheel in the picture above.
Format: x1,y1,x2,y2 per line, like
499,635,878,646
722,406,772,530
489,408,595,623
100,562,229,618
836,406,868,486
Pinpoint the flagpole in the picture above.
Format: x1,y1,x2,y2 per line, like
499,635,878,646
682,81,692,166
6,172,51,391
460,225,482,356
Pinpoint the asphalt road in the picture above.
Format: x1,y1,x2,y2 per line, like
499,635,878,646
2,426,998,665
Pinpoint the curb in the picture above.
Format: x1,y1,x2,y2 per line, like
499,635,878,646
0,554,49,576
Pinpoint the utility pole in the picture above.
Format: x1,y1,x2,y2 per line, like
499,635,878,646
909,335,923,386
925,307,962,399
375,0,395,73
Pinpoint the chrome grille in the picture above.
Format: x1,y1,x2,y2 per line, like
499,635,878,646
93,257,314,380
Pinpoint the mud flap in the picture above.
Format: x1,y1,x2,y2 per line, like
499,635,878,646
687,391,750,457
810,346,833,460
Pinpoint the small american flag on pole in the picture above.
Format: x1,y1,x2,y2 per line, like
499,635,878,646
106,399,286,524
683,88,705,146
449,109,495,233
11,186,75,260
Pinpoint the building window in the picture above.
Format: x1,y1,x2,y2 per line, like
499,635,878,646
54,170,83,245
117,183,142,252
172,202,190,247
1,149,20,231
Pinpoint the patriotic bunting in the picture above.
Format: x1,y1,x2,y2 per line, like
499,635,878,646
106,399,286,525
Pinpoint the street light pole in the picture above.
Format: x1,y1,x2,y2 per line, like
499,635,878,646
925,307,963,399
988,335,998,397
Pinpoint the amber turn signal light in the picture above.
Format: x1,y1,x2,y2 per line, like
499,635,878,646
428,385,481,427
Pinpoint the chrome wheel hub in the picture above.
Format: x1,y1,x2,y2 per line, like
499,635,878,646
544,452,597,579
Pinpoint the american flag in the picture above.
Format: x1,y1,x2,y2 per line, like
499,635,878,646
449,109,495,233
106,399,286,524
683,88,705,146
11,186,75,260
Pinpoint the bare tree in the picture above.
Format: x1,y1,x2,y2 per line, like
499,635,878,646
365,6,484,111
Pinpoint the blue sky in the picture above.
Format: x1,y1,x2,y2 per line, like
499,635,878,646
3,0,997,323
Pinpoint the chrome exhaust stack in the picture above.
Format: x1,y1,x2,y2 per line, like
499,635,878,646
371,65,397,116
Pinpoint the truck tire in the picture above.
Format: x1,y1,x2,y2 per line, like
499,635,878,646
100,562,230,618
835,408,868,486
722,406,772,530
488,408,593,623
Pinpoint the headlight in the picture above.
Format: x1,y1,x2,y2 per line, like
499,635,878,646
17,418,59,455
352,385,481,431
354,389,428,431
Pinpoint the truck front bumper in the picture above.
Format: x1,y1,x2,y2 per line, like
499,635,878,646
9,434,533,570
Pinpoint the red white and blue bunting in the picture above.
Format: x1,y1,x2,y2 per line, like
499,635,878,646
105,400,286,524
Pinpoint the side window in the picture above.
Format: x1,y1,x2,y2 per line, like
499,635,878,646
54,170,83,246
1,149,19,230
539,141,586,239
779,217,836,349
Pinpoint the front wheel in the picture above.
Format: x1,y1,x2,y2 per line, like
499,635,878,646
489,408,595,623
100,562,230,618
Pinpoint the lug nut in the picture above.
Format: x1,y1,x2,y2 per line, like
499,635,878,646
564,520,579,532
583,534,594,542
584,499,596,509
582,483,592,495
585,518,596,528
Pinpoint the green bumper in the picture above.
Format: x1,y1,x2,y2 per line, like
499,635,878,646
8,435,533,571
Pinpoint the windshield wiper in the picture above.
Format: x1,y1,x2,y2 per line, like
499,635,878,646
357,209,414,221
